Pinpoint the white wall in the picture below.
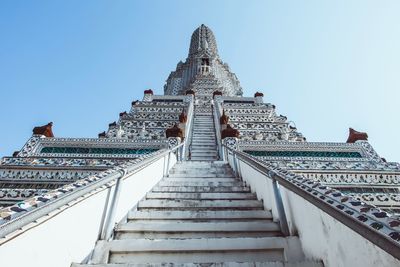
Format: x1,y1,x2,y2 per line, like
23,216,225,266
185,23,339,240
0,155,174,267
235,156,400,267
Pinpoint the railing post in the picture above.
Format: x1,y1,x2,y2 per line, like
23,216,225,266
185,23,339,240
97,186,112,241
180,144,184,162
269,171,290,236
100,169,126,240
166,151,171,177
233,153,239,178
162,155,167,177
236,155,242,178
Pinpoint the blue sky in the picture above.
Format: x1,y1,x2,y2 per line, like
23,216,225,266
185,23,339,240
0,1,399,161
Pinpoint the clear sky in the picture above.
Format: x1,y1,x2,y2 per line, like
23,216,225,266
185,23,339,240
0,1,399,161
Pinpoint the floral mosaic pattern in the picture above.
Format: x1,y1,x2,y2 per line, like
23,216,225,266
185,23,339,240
302,172,400,185
40,147,158,155
245,150,363,159
0,157,126,168
0,169,98,181
0,188,49,200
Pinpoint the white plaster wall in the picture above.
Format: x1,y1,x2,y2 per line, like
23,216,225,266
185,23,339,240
0,156,172,267
237,160,278,219
236,158,400,267
282,188,400,267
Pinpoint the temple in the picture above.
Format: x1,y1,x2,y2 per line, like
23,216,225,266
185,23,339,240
0,25,399,267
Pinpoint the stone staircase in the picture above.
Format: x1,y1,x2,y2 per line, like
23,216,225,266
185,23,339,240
72,105,322,267
72,161,323,267
189,106,218,161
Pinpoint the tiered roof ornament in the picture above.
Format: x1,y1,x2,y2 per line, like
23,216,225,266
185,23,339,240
164,24,242,97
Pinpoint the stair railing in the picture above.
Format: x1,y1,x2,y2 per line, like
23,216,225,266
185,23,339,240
96,142,184,242
222,143,400,261
212,101,223,160
183,100,195,160
0,142,184,242
222,144,290,236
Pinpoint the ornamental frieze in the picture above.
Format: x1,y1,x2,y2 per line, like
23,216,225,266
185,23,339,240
0,169,99,181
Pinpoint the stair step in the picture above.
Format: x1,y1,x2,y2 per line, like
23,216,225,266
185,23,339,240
191,148,216,150
137,199,264,210
167,176,232,179
151,186,251,193
90,237,305,264
117,221,279,233
175,161,228,166
190,151,217,153
73,260,324,267
116,231,282,239
191,153,218,157
146,192,256,200
170,170,232,173
190,148,217,150
190,153,218,156
115,221,281,239
158,181,242,187
167,174,234,178
169,170,231,175
127,210,272,220
190,158,219,161
165,178,237,182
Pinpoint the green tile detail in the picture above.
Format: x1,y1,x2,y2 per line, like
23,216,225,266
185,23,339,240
244,150,362,158
40,147,158,155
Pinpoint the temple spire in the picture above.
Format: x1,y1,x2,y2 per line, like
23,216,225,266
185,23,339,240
165,25,242,96
188,24,219,58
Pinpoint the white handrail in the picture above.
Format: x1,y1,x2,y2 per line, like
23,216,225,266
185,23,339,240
213,101,223,160
183,101,194,160
0,143,184,240
222,143,400,260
